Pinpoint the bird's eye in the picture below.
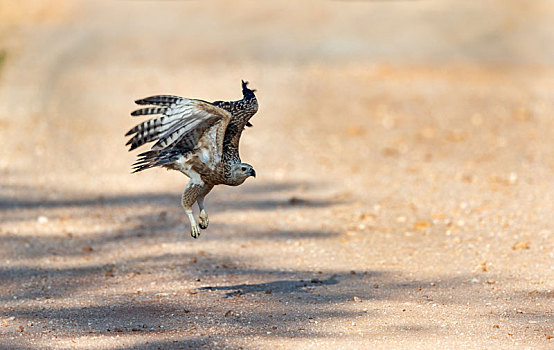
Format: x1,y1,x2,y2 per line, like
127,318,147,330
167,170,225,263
241,166,247,171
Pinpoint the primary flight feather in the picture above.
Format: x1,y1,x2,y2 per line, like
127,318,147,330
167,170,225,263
126,81,259,238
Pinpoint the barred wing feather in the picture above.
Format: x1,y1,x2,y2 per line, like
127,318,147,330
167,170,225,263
126,97,231,172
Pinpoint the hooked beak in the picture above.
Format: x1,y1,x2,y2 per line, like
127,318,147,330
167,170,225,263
248,169,256,178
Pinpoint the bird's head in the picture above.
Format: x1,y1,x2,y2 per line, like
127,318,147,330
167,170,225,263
241,80,256,100
229,163,256,185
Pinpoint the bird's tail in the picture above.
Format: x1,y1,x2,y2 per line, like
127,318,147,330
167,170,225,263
131,149,187,173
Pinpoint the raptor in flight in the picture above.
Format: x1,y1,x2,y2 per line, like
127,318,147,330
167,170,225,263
126,81,258,238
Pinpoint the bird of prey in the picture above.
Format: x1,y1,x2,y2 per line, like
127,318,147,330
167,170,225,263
125,81,258,238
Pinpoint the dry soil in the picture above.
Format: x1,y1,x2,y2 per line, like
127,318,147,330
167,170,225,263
0,1,553,349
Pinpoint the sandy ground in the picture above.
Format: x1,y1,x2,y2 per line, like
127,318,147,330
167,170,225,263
0,1,553,349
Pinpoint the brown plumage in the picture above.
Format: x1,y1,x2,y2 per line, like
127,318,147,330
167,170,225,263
125,81,259,238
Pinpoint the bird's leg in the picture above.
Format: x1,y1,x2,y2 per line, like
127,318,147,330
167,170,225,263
197,185,213,230
185,207,200,239
182,183,201,239
197,197,209,229
182,182,214,238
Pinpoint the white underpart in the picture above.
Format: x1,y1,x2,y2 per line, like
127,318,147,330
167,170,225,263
199,148,210,164
195,124,221,170
174,154,204,185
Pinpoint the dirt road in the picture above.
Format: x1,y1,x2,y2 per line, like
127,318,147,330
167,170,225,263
0,1,553,349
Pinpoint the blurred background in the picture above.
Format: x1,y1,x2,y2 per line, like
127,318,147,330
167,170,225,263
0,1,553,348
1,0,553,196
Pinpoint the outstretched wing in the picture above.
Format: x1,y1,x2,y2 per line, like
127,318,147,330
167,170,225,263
211,81,259,163
126,96,231,172
126,96,230,152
